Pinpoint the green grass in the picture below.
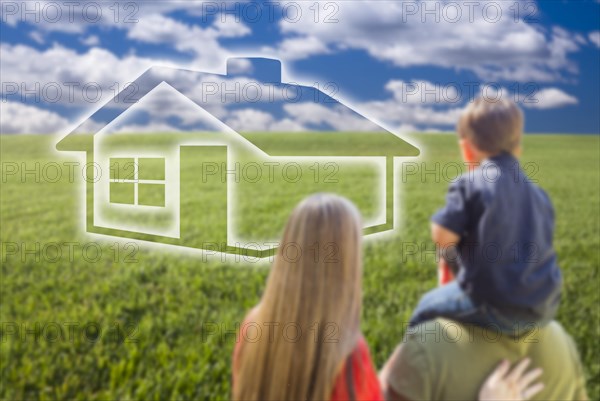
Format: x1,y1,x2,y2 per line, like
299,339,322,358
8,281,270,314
1,133,598,400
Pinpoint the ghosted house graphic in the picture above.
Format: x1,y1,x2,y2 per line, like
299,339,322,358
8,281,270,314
56,58,419,257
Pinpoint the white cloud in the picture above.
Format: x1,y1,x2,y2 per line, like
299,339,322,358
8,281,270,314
589,31,600,48
278,90,465,132
0,10,252,115
1,1,587,135
80,35,100,46
283,102,380,131
396,124,418,134
91,82,231,134
29,31,45,44
351,78,467,128
385,80,461,105
475,85,578,109
225,108,274,131
282,102,328,125
123,84,224,127
0,101,70,134
126,13,250,69
475,85,577,110
274,1,581,82
262,36,330,60
1,1,228,34
269,118,307,132
224,108,309,132
523,88,578,109
358,99,463,127
0,43,186,110
212,17,253,38
76,118,104,133
114,123,182,133
477,85,512,102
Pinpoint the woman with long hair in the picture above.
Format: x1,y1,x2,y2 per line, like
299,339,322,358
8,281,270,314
231,193,544,401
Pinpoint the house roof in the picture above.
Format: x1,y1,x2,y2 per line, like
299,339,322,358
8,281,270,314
239,132,418,157
56,58,419,157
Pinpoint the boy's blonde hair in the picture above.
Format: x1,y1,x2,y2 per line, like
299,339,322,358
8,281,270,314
457,97,523,155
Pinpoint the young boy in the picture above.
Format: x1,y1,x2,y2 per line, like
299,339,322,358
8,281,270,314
409,97,562,335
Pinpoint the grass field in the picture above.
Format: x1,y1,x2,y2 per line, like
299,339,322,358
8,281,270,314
1,133,599,400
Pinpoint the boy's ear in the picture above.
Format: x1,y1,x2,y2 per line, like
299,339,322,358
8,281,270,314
459,138,476,163
513,144,523,158
438,258,455,286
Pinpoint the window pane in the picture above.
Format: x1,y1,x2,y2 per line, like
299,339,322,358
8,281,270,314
109,182,135,204
138,158,165,180
138,183,165,207
110,158,135,180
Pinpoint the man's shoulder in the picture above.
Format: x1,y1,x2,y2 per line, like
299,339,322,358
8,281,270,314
406,317,470,338
409,317,570,333
403,318,472,354
534,320,579,355
395,319,584,401
405,318,573,351
542,320,570,337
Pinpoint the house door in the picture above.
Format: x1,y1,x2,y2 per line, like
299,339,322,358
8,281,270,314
179,146,228,249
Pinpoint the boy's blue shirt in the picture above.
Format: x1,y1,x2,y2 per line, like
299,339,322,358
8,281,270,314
432,152,562,320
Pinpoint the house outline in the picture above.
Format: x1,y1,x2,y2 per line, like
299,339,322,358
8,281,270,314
56,57,420,258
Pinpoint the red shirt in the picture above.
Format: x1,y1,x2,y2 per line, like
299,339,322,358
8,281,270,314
232,309,383,401
329,335,384,401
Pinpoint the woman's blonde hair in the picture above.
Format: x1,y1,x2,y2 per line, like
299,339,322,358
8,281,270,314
232,193,363,400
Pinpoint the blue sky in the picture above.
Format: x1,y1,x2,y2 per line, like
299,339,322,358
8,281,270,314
1,0,599,134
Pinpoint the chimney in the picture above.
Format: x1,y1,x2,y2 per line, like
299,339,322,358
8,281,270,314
226,57,281,83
